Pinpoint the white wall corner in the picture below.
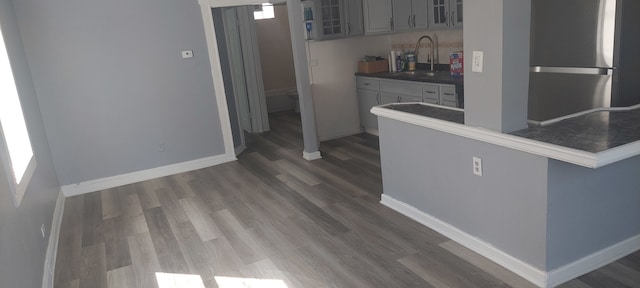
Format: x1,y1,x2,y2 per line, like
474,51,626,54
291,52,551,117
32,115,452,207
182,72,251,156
303,151,322,161
42,190,65,288
61,153,236,197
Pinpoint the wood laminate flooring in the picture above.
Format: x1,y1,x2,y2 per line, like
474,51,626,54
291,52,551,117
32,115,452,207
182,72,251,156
54,111,640,288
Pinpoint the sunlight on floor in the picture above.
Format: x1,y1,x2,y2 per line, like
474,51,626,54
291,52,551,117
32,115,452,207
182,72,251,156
215,276,288,288
155,272,288,288
156,272,206,288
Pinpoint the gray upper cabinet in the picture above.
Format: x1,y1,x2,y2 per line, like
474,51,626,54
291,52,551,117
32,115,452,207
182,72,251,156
344,0,364,36
363,0,394,35
393,0,428,32
428,0,462,29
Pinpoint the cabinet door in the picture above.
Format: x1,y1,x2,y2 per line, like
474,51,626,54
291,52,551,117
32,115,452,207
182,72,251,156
318,0,345,39
449,0,462,28
358,89,379,129
363,0,394,35
412,0,429,30
345,0,364,36
381,93,399,104
422,83,439,100
393,0,413,32
440,84,457,102
428,0,449,29
398,94,423,102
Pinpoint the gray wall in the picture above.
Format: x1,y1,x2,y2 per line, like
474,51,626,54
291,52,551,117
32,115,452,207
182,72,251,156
0,0,61,286
546,155,640,270
12,0,226,185
378,118,549,270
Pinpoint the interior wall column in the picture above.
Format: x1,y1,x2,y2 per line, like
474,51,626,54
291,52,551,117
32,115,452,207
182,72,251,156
286,0,322,160
463,0,531,133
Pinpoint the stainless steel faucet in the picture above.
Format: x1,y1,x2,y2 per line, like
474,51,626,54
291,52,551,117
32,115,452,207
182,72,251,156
415,35,437,72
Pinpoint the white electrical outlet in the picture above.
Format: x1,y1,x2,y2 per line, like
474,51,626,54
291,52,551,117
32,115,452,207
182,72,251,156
181,50,193,59
41,224,46,238
472,50,484,72
473,157,483,176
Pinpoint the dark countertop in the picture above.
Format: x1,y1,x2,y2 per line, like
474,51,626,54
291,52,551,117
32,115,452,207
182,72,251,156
384,103,464,124
355,70,464,86
512,109,640,153
378,103,640,154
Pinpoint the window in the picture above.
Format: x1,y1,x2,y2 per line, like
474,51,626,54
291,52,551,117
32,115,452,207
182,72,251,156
253,3,275,20
0,24,36,207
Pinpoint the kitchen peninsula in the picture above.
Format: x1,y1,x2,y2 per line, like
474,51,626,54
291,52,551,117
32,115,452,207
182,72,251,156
371,103,640,287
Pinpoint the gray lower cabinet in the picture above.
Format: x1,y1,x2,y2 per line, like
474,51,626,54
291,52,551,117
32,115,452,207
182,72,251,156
357,76,459,131
357,77,380,129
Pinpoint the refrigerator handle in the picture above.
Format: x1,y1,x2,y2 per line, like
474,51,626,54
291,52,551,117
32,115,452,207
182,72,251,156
530,66,614,76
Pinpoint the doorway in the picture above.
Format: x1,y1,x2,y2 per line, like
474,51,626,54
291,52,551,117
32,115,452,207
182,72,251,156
199,0,321,161
212,3,302,156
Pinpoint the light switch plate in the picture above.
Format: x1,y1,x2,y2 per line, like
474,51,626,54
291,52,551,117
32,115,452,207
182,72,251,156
181,50,193,59
472,51,483,72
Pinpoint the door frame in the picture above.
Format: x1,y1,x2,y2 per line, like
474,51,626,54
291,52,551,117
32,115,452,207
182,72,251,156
198,0,322,160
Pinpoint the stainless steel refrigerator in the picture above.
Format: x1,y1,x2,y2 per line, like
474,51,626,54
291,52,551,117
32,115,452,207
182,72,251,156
528,0,640,122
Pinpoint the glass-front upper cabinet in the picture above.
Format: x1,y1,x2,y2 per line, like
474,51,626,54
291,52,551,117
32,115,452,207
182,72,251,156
319,0,345,38
428,0,462,29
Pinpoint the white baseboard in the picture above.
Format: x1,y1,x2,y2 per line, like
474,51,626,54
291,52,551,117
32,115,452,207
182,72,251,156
546,234,640,287
234,144,247,156
42,190,65,288
364,127,379,136
318,127,363,142
264,86,297,98
303,151,322,161
380,194,548,287
61,153,236,197
381,194,640,288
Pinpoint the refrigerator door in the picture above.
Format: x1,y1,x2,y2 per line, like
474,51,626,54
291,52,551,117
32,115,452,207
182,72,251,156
530,0,616,68
528,72,612,122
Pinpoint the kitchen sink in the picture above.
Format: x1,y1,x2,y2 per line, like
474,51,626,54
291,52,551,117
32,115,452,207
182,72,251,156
397,71,437,77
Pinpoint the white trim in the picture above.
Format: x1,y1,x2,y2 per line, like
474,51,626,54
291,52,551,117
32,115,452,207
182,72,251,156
546,234,640,287
234,144,247,155
264,86,298,98
380,194,549,287
318,127,364,142
381,194,640,288
364,127,379,136
199,2,238,162
61,153,236,197
302,151,322,161
42,190,65,288
371,103,640,168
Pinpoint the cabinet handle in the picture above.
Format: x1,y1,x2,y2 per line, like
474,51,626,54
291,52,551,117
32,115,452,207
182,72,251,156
426,91,436,94
444,93,454,95
364,83,371,86
408,15,411,28
347,22,351,35
377,93,381,104
390,18,394,30
451,11,455,26
413,14,416,27
397,96,401,102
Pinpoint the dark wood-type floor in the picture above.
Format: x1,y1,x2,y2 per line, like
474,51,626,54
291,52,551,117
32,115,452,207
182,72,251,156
54,111,640,288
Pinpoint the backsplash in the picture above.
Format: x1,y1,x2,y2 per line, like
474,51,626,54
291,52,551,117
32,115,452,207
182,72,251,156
389,30,463,65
